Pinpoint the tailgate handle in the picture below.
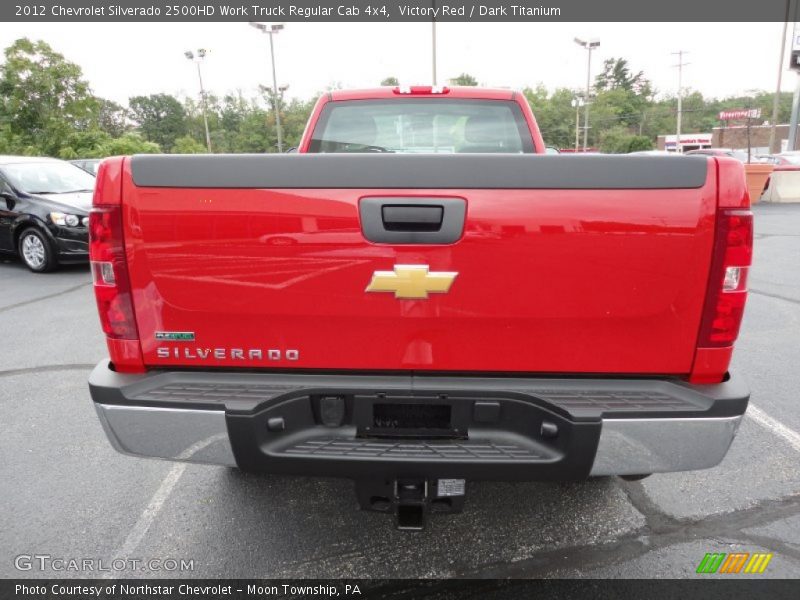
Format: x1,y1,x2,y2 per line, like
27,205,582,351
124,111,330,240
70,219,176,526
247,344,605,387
382,205,443,232
360,197,465,244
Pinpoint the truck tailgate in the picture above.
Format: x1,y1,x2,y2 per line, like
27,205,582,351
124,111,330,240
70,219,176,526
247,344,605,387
122,154,716,375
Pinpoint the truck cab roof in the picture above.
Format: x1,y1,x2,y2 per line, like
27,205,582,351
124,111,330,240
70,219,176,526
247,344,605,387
327,86,518,102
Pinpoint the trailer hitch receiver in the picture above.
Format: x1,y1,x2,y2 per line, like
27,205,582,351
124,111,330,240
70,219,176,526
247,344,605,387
355,478,466,530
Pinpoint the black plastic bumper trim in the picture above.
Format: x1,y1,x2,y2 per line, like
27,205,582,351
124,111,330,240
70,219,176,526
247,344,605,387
89,361,749,480
88,360,750,422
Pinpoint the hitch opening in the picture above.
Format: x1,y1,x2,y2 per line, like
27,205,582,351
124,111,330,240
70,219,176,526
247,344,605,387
355,478,466,530
395,480,428,531
397,504,425,530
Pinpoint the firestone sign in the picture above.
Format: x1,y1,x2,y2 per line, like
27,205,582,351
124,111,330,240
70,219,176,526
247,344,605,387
719,109,761,121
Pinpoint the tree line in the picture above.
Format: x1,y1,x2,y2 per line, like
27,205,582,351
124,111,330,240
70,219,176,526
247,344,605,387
0,38,790,158
523,58,791,153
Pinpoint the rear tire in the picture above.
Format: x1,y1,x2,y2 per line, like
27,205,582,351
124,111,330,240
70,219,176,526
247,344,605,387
18,228,57,273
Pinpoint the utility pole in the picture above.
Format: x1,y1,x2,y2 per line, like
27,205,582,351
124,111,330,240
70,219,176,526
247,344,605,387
788,2,800,151
574,38,600,151
789,77,800,151
744,89,760,163
769,1,791,153
249,22,285,152
672,50,689,154
747,103,753,163
184,49,212,152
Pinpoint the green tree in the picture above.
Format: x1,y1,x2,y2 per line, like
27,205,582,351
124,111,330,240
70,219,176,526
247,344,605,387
449,73,478,86
5,38,791,159
280,97,315,150
56,130,160,157
626,135,654,152
0,38,100,155
128,93,187,150
96,99,129,138
595,58,651,95
380,77,399,86
598,126,653,153
172,135,206,154
522,85,576,149
57,129,112,158
99,132,160,155
591,58,654,133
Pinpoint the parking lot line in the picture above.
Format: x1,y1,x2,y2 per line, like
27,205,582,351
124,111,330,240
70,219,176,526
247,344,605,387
103,433,227,576
0,364,95,378
0,281,91,314
747,404,800,453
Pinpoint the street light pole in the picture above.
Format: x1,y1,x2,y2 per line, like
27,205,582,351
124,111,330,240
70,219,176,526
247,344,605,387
571,94,583,151
672,50,689,154
250,22,285,153
574,37,599,152
432,21,438,85
185,49,212,152
583,47,592,151
431,0,438,85
267,32,283,153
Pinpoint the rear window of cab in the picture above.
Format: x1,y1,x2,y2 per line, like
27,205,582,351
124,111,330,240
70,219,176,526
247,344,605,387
308,99,535,154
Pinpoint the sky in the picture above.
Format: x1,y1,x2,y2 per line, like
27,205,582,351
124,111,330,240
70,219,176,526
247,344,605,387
0,21,793,107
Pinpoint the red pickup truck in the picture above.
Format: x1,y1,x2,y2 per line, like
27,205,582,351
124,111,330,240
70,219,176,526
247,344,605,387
89,86,752,529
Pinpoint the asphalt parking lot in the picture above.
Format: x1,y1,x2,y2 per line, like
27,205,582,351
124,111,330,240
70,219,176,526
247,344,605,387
1,202,799,579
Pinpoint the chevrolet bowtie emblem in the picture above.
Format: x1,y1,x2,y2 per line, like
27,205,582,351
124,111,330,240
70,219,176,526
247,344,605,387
365,265,458,299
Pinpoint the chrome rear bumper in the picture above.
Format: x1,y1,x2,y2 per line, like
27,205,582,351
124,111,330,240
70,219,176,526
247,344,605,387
90,361,748,478
589,415,742,476
94,402,743,475
95,404,237,467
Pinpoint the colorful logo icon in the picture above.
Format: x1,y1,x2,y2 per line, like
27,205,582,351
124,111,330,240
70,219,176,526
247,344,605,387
696,552,773,574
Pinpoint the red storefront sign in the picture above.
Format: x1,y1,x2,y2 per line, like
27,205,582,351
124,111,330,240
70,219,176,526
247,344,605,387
719,109,762,121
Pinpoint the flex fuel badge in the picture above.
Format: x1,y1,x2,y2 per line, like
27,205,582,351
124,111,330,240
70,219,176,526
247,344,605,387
155,331,195,341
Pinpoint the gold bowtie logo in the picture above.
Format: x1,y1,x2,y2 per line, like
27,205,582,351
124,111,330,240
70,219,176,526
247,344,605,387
365,265,458,299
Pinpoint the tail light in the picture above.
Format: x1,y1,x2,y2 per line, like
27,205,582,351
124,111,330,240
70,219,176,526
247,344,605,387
697,209,753,347
91,158,144,373
89,207,138,339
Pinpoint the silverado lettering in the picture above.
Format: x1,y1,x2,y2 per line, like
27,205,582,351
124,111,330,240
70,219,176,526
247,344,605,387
155,347,299,360
88,86,752,530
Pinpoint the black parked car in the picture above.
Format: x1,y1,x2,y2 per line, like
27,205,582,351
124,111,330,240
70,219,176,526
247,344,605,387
0,156,96,272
